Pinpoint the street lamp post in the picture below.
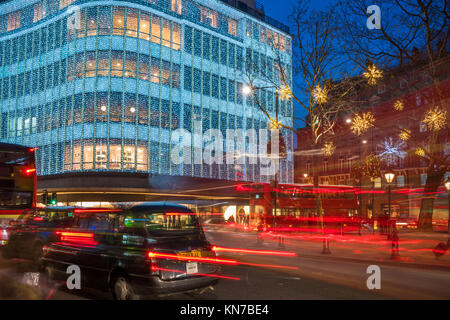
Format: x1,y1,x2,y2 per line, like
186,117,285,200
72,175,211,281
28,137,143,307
384,172,395,238
445,179,450,236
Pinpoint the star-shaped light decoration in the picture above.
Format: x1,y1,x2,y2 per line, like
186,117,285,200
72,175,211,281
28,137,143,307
394,100,404,111
350,112,375,136
269,119,283,129
322,141,336,156
415,147,425,157
313,85,328,104
423,106,447,131
277,86,292,101
398,128,411,141
377,137,407,166
364,64,383,85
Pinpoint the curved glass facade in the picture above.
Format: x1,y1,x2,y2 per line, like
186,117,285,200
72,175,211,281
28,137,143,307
0,0,294,183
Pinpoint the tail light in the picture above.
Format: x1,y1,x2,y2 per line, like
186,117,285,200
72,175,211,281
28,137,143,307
23,168,36,175
147,251,159,275
56,231,98,245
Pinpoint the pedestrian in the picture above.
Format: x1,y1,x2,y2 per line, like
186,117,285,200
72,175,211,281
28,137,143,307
256,218,264,245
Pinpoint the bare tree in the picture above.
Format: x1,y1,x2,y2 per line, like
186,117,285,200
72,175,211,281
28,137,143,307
339,0,449,231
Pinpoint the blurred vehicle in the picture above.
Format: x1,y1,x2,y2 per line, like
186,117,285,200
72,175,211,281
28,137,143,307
395,218,418,230
1,207,119,263
203,217,226,225
0,143,37,221
41,202,219,300
202,216,227,231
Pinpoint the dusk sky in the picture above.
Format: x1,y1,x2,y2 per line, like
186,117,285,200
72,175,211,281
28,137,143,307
258,0,332,28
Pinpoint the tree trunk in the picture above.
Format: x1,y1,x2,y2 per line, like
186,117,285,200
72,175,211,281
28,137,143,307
417,168,446,231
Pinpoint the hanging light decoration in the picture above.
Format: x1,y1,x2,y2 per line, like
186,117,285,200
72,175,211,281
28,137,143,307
423,106,447,131
269,119,283,129
415,147,425,157
313,84,328,104
277,86,292,100
364,64,383,85
350,112,375,136
398,128,411,141
322,141,335,156
393,100,404,111
377,137,407,166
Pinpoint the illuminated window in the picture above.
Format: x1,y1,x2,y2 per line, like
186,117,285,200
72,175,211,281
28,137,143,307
199,6,218,28
152,15,161,43
266,28,273,44
137,146,148,171
109,145,122,170
84,145,94,170
111,52,123,77
162,19,171,48
138,56,150,80
7,11,21,31
123,146,135,170
95,145,108,169
85,58,96,77
60,0,76,9
124,52,137,78
172,23,181,50
279,35,285,51
97,52,109,77
126,9,138,38
246,20,252,37
139,13,151,40
260,26,266,43
33,2,44,23
171,0,182,14
113,8,125,35
86,8,98,36
72,144,82,170
228,18,237,36
151,58,160,83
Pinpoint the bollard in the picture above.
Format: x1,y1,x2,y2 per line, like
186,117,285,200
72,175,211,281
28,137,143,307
278,235,285,248
321,237,331,254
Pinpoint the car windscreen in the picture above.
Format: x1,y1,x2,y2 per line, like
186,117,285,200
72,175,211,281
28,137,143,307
124,210,200,235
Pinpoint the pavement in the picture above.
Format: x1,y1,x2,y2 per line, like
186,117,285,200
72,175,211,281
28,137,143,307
206,225,450,270
204,226,450,299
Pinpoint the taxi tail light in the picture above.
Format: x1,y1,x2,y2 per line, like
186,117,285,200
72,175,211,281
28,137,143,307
23,168,36,175
56,231,98,245
147,251,159,274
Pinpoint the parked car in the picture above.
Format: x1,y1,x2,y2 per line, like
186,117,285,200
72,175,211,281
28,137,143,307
41,202,219,299
2,206,118,263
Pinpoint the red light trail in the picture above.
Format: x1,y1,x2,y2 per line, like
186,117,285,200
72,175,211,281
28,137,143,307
212,246,297,257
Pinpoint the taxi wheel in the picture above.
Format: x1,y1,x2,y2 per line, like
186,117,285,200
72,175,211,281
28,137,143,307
111,276,137,300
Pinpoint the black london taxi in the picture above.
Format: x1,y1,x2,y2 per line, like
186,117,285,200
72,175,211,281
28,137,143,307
41,202,220,299
2,207,119,263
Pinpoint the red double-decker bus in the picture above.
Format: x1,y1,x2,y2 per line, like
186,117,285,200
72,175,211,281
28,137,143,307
0,143,37,223
247,183,360,233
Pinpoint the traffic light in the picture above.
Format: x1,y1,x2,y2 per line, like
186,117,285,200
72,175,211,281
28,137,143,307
49,193,57,206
